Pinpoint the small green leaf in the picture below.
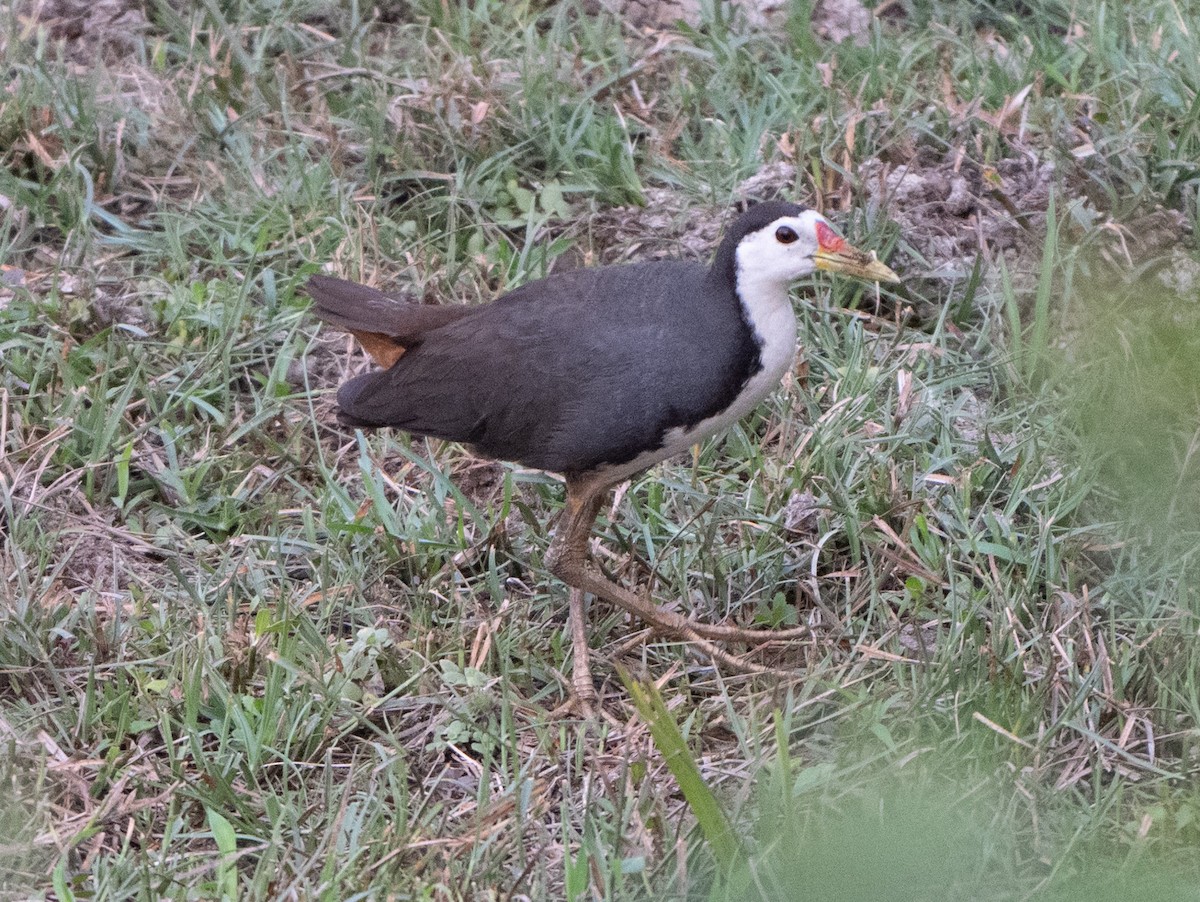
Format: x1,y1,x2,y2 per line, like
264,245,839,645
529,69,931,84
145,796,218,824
507,179,535,214
206,807,238,899
207,808,236,853
870,721,897,751
114,440,132,509
540,180,568,217
619,855,645,874
905,576,926,603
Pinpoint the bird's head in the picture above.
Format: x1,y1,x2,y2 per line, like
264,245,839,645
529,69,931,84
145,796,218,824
721,202,900,293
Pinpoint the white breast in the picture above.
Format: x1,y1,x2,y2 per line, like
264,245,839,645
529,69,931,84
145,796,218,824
594,277,798,484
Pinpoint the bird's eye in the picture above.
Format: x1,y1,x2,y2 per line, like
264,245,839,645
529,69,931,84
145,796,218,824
775,226,799,244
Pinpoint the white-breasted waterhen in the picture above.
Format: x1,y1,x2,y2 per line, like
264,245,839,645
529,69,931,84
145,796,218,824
307,201,900,708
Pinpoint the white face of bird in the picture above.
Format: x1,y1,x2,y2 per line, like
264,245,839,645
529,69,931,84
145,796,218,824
735,210,901,290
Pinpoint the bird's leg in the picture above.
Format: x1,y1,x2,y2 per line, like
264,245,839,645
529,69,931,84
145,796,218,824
547,486,608,710
566,550,781,675
633,584,812,642
560,480,809,644
547,477,800,677
567,586,597,715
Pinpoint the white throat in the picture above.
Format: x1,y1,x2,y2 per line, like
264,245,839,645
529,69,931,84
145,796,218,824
734,246,800,395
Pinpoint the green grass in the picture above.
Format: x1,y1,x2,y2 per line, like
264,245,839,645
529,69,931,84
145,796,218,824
2,0,1200,897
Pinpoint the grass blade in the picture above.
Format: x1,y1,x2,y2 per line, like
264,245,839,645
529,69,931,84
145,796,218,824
623,673,746,875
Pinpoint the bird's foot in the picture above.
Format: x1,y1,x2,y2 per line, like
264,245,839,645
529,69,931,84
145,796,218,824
552,687,599,720
552,586,602,721
639,588,810,644
568,655,600,720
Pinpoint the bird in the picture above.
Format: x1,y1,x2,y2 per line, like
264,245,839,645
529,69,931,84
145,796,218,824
307,201,900,710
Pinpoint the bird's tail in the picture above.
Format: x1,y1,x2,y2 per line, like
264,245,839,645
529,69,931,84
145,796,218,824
306,274,413,336
305,273,471,369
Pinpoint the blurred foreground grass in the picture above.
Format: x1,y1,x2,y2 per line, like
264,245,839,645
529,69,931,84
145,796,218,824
1064,272,1200,552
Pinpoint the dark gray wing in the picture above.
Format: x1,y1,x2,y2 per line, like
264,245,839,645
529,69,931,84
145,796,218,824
336,261,761,474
